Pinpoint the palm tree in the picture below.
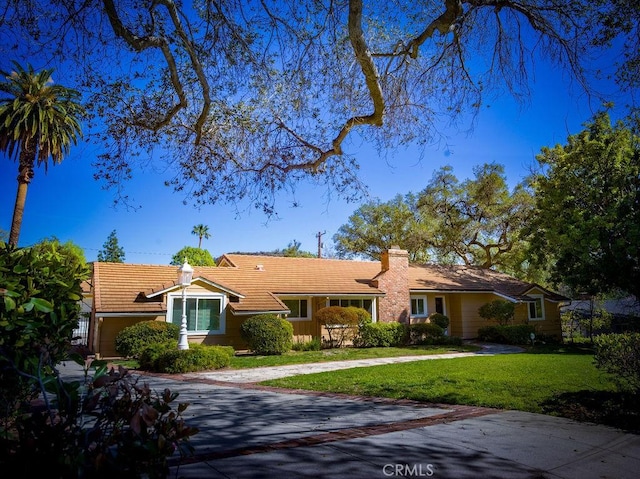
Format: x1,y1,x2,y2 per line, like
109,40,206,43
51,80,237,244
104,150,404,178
191,224,211,249
0,62,84,246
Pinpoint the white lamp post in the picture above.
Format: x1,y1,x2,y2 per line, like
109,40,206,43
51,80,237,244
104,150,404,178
177,259,194,350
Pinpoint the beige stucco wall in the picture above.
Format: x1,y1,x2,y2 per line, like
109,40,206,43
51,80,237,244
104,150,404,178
95,315,164,358
409,292,563,340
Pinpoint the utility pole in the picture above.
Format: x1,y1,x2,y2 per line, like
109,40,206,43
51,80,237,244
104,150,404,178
316,231,326,258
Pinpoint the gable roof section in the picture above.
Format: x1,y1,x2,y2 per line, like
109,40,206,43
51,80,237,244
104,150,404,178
144,276,245,299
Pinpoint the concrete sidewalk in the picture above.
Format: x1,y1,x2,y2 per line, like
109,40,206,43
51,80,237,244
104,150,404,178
183,342,524,383
56,346,640,478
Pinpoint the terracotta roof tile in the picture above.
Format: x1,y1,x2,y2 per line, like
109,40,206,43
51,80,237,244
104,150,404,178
408,264,568,301
93,255,384,314
92,256,567,315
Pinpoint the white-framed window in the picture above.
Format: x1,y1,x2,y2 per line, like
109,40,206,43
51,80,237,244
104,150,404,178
329,298,373,313
528,295,545,321
168,293,225,334
282,298,310,321
410,295,427,317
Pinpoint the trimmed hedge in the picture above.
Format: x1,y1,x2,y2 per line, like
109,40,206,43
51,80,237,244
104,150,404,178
428,313,450,330
115,320,179,358
354,322,408,347
139,342,234,373
409,323,444,345
240,314,293,355
477,324,536,344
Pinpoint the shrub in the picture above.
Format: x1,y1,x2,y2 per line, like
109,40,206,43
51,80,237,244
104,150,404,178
316,306,360,347
428,313,450,330
115,320,179,358
139,343,233,373
240,314,293,355
0,241,89,420
594,333,640,394
409,323,444,345
477,324,536,344
292,338,322,351
478,300,515,325
346,306,372,325
354,322,408,348
0,358,198,477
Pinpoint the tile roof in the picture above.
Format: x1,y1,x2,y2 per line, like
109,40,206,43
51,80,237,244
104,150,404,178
91,255,567,315
408,264,567,301
92,255,384,315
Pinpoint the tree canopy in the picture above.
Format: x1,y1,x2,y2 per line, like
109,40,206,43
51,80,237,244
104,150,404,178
191,224,211,249
333,194,429,263
170,246,216,266
417,164,535,274
97,230,126,263
0,62,84,245
1,0,632,212
527,111,640,299
334,163,537,279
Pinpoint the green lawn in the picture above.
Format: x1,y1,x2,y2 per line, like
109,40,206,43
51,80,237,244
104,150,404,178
262,345,639,430
229,344,480,369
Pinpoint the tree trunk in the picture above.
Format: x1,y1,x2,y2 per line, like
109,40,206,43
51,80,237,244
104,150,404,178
9,181,28,246
9,147,35,246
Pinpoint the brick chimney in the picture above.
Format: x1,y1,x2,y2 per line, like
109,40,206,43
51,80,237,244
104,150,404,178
374,246,410,324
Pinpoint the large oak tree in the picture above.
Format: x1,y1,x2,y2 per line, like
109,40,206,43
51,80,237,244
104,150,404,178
333,163,538,280
0,1,634,211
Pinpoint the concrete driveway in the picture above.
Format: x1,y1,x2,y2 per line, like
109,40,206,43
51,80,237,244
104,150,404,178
57,347,640,478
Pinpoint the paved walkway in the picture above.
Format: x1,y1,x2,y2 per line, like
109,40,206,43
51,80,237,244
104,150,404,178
184,343,524,383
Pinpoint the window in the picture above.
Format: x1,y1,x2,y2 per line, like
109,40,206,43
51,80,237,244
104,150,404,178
435,297,445,315
283,299,309,320
410,296,427,317
329,298,373,313
528,296,544,320
170,296,223,333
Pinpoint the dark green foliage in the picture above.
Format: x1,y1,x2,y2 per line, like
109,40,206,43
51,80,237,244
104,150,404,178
97,229,125,262
280,239,316,258
478,300,516,325
528,112,640,298
354,322,408,348
333,194,430,262
170,246,216,266
594,333,640,394
0,241,89,419
477,324,537,344
408,323,444,345
139,342,233,373
428,312,450,330
316,306,360,347
240,314,293,355
115,321,179,358
0,358,198,477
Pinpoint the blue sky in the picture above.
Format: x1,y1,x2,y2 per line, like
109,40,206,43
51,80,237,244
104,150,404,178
0,46,629,264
